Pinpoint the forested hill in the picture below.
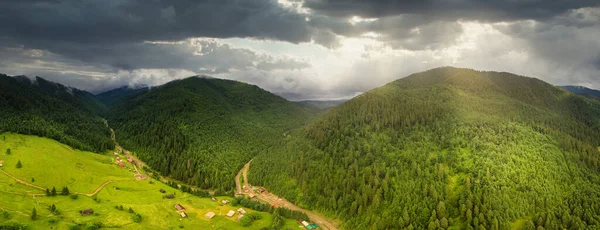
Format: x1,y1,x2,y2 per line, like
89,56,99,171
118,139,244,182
0,74,113,152
250,67,600,229
107,76,313,191
561,85,600,100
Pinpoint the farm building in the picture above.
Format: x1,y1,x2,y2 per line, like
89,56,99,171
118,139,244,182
222,199,230,204
205,212,215,219
226,210,235,217
237,208,247,215
258,187,268,193
175,204,185,211
306,224,319,230
180,212,188,218
165,194,175,199
79,209,94,216
302,221,310,227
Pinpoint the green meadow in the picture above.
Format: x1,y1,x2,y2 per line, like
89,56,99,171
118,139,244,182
0,133,301,229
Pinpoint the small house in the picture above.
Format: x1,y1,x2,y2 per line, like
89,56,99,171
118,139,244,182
306,224,319,230
237,208,247,215
258,187,267,193
79,209,94,216
165,194,175,199
118,163,125,168
175,204,185,211
226,210,235,217
180,212,188,218
221,200,230,204
211,197,217,202
237,214,245,221
205,212,215,219
302,221,310,227
159,189,166,193
128,157,134,163
113,152,119,156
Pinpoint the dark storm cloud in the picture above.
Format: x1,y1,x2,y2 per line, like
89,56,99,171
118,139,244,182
0,0,599,99
0,0,312,45
303,0,600,22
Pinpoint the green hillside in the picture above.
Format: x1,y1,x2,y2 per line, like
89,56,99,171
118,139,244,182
250,67,600,229
0,74,113,152
0,133,302,229
108,76,313,191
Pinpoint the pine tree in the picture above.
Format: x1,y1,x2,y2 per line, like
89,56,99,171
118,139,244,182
15,160,22,168
31,207,37,220
51,187,57,196
128,207,134,213
46,188,51,196
61,186,70,195
5,148,10,155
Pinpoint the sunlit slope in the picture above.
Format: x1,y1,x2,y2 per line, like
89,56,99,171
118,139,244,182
250,67,600,229
0,133,299,229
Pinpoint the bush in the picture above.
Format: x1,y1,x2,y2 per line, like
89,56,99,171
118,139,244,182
132,213,142,223
70,194,79,200
0,220,29,229
2,210,10,219
48,218,58,224
84,221,103,230
68,224,81,230
240,215,252,227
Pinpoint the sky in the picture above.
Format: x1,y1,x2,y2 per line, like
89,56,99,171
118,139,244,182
0,0,599,100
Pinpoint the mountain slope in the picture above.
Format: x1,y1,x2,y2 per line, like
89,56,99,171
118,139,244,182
0,74,113,152
561,85,600,99
108,76,313,191
250,67,600,229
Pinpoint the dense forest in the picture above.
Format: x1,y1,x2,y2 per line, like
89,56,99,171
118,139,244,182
107,76,313,191
250,67,600,229
0,74,113,152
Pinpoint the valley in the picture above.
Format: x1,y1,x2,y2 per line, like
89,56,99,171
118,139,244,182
1,67,600,229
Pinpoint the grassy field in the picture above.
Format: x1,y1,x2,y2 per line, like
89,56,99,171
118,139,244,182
0,133,303,229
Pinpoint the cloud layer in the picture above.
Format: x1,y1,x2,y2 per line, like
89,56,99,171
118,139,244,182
0,0,598,99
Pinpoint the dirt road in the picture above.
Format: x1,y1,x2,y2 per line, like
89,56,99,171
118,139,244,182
1,168,117,197
81,180,114,197
236,160,340,230
0,169,45,190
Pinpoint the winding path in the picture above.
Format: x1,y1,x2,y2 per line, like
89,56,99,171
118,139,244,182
0,169,45,190
236,160,340,230
1,168,118,197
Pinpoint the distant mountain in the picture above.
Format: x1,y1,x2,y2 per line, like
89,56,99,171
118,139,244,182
560,85,600,99
96,85,149,106
294,99,348,114
250,67,600,229
107,76,314,191
0,74,113,152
